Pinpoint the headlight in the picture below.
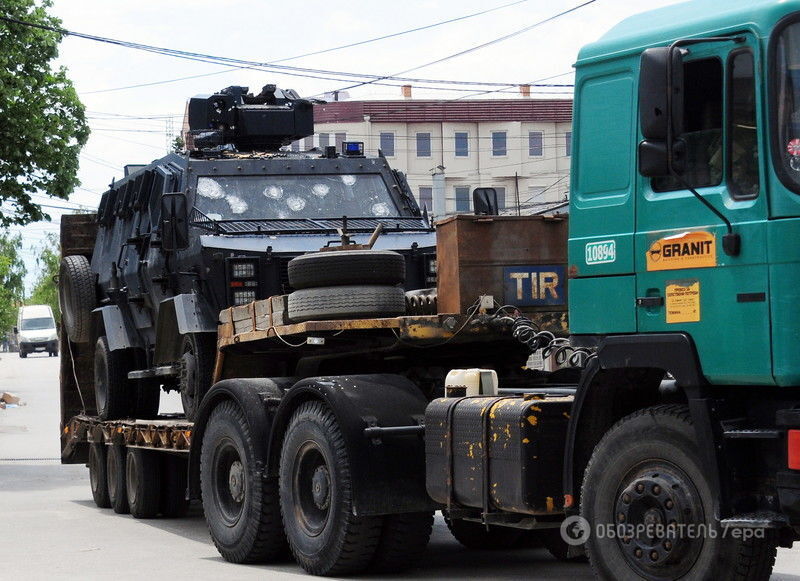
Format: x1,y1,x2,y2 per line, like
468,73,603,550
232,262,256,279
232,289,256,305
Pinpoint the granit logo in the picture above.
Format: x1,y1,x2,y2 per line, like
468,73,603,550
646,232,716,271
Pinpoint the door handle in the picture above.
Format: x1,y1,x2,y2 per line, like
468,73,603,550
636,296,664,307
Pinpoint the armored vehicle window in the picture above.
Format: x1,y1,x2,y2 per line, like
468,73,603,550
774,21,800,194
728,50,759,199
653,57,723,192
193,174,399,221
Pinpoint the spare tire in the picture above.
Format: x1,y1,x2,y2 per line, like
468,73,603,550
59,255,96,343
288,250,405,290
287,285,405,323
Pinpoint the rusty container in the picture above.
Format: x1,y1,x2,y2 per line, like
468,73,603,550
435,215,568,315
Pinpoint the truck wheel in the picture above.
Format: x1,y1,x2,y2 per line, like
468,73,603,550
89,443,111,509
126,448,162,519
107,444,129,514
287,285,405,323
280,401,383,575
201,401,288,563
288,250,405,289
582,405,778,581
160,454,190,518
369,512,434,573
59,255,95,344
445,517,524,549
180,333,216,421
19,349,26,358
94,336,132,420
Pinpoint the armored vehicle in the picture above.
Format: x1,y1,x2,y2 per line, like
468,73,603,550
59,85,435,420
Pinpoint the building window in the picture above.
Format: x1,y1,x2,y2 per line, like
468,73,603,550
455,132,469,157
319,133,330,148
455,186,471,212
416,132,431,157
565,132,572,157
529,131,543,156
303,136,313,150
335,132,346,153
380,132,395,157
418,186,433,211
291,140,300,152
494,187,506,209
492,131,507,156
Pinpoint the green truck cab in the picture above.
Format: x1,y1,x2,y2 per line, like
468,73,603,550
567,0,800,577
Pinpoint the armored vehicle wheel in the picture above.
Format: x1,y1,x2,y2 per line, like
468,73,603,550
107,444,129,514
160,454,190,518
180,333,216,421
59,255,95,344
288,250,405,289
88,443,111,509
369,512,434,573
582,405,777,580
279,401,383,576
126,448,162,519
287,285,405,323
445,517,524,549
94,336,132,420
201,401,288,563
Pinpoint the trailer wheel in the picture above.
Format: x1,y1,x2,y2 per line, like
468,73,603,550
287,285,406,323
59,255,95,344
106,444,129,514
369,512,434,573
94,336,132,420
160,454,190,518
280,401,383,575
126,448,162,519
582,405,778,581
180,333,216,421
288,250,405,289
201,401,288,563
88,443,111,509
445,517,524,549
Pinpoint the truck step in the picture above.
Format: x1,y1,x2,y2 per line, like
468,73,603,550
722,428,781,439
720,512,788,529
128,364,180,380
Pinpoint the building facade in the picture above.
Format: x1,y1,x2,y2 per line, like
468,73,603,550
300,99,573,216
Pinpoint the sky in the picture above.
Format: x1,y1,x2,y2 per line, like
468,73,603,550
11,0,682,290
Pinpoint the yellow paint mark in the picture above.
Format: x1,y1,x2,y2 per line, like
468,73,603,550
530,405,542,412
492,433,499,442
563,412,571,419
527,415,538,426
546,497,555,512
504,424,512,438
522,438,530,444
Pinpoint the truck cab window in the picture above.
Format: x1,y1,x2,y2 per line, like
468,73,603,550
728,50,759,198
774,21,800,193
653,57,723,191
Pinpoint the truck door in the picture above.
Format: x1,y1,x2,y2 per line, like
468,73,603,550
635,39,773,385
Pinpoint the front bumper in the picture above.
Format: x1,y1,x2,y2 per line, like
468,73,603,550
20,340,57,353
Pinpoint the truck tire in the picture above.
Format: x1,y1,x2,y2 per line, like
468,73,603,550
288,250,405,289
180,333,216,421
107,444,129,514
369,512,434,573
59,255,95,344
19,349,26,358
89,443,111,509
445,517,524,549
279,401,383,575
201,401,288,563
287,285,405,323
160,454,190,518
94,336,133,420
126,448,162,519
582,405,778,581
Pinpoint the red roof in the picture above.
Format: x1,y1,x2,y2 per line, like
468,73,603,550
313,99,572,124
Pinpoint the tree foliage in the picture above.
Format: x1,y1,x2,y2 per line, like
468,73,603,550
0,231,26,336
0,0,89,226
29,231,60,323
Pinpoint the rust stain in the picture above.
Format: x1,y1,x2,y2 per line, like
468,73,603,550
529,405,542,412
546,496,555,512
527,415,538,426
522,437,530,444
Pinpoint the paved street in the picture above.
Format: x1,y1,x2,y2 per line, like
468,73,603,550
0,353,798,580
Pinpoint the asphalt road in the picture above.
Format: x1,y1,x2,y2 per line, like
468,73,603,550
0,353,798,580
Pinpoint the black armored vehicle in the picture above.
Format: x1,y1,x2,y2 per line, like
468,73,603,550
59,85,436,419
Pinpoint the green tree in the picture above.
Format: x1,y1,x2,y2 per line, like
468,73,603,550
0,231,26,337
29,232,60,323
172,135,185,153
0,0,90,226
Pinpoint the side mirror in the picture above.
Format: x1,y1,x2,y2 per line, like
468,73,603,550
13,326,18,334
473,187,499,215
160,193,189,251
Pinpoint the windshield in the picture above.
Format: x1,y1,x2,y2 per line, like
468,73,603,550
775,21,800,191
21,317,55,331
194,174,399,221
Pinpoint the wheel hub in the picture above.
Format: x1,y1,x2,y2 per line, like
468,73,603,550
615,465,705,578
311,465,331,510
228,460,245,503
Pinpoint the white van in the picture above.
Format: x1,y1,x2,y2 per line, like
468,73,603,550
15,305,58,358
